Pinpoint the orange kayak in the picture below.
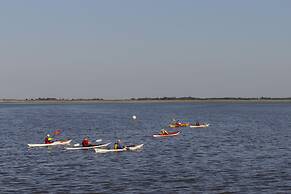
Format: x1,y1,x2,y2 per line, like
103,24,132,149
169,123,190,128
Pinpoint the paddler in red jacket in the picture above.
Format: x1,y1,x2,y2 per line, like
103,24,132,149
44,134,54,144
82,137,94,147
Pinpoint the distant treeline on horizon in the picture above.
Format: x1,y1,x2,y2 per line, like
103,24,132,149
2,97,290,101
129,97,291,101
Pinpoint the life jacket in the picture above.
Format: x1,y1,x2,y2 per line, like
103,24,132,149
114,142,124,149
45,137,53,144
82,139,90,147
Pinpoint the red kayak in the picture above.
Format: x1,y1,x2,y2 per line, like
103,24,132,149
153,131,180,138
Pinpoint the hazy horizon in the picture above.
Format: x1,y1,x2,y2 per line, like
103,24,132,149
1,0,290,99
2,96,291,101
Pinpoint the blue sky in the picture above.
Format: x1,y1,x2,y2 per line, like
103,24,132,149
0,0,290,99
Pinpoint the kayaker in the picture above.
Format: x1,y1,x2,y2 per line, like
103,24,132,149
44,134,54,144
160,129,169,135
82,137,95,147
114,140,124,149
195,121,200,126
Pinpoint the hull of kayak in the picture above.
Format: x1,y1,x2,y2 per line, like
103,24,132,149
94,148,127,153
126,144,144,151
189,124,209,128
65,142,111,150
28,139,72,147
94,144,144,153
153,131,180,137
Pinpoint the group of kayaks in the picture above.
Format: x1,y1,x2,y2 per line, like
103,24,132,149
27,120,209,153
152,121,209,137
27,140,144,153
169,121,210,128
27,138,144,153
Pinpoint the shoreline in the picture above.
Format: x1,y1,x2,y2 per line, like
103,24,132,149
1,99,291,104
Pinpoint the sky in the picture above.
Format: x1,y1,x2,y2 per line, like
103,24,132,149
0,0,290,99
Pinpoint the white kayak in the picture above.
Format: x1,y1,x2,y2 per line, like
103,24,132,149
189,123,210,128
28,139,72,148
65,142,111,150
94,144,144,153
95,148,127,153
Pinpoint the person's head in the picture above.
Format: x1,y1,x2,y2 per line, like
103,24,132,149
47,134,50,137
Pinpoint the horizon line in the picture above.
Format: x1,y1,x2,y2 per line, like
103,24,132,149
1,97,291,101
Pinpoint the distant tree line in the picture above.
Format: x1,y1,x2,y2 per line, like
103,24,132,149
130,97,291,101
25,98,104,101
17,97,291,101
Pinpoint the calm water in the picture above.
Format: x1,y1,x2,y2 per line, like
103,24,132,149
0,102,291,193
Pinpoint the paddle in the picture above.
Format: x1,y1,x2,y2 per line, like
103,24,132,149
52,129,61,136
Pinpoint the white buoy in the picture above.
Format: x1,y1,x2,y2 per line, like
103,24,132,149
132,115,137,120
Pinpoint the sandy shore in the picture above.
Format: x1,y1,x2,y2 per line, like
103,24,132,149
1,99,291,104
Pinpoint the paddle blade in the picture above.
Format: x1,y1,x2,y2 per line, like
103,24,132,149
96,139,102,142
53,129,61,135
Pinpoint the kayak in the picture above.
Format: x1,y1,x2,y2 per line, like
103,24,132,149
189,124,209,128
169,123,190,128
94,148,126,153
94,144,144,153
153,131,180,137
28,139,72,147
65,142,111,150
126,144,144,151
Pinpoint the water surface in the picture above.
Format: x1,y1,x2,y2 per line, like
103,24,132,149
0,102,291,193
